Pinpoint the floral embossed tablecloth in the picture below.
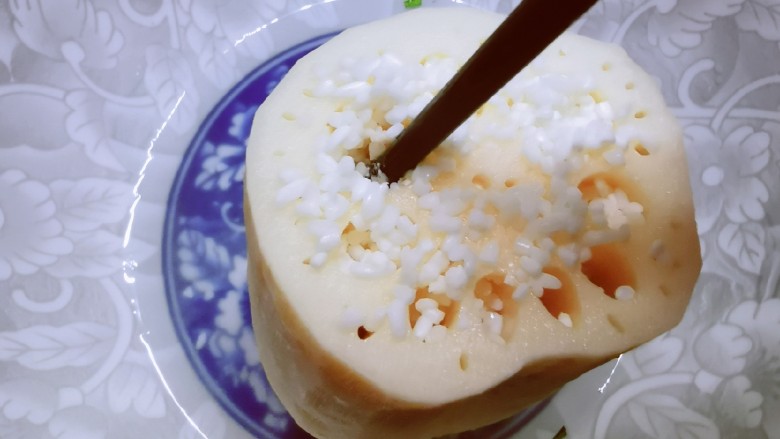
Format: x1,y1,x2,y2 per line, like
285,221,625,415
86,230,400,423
0,0,778,438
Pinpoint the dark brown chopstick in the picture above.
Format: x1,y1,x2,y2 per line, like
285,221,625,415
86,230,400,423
371,0,598,183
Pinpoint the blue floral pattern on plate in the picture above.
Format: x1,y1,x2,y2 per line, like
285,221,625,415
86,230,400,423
163,34,335,438
162,31,547,439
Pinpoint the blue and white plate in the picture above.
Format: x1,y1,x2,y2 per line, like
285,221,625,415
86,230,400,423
1,1,779,438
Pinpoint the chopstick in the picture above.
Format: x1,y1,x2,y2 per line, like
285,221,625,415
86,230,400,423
371,0,599,183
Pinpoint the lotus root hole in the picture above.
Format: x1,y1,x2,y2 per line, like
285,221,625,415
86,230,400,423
459,353,469,371
474,273,519,340
472,174,491,189
634,143,650,156
408,287,458,330
577,172,640,203
539,267,580,326
581,244,636,299
607,314,625,333
357,326,373,340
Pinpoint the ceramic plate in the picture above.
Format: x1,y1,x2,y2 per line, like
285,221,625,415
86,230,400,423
1,0,779,438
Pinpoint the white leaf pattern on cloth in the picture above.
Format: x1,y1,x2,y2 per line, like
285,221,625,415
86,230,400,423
0,323,114,370
627,393,720,439
693,323,753,376
0,379,57,424
10,0,123,69
185,0,222,35
759,123,780,221
580,0,650,41
736,0,780,40
50,178,133,232
683,124,724,234
733,126,771,177
0,169,72,280
144,45,199,134
44,230,123,278
727,173,770,225
185,26,237,88
720,299,780,435
203,0,275,60
0,92,70,151
633,335,684,375
714,375,764,429
182,0,277,88
727,299,780,360
64,90,126,172
107,362,166,418
289,0,341,28
0,2,19,70
718,222,766,274
48,406,108,439
647,0,744,56
685,124,770,227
